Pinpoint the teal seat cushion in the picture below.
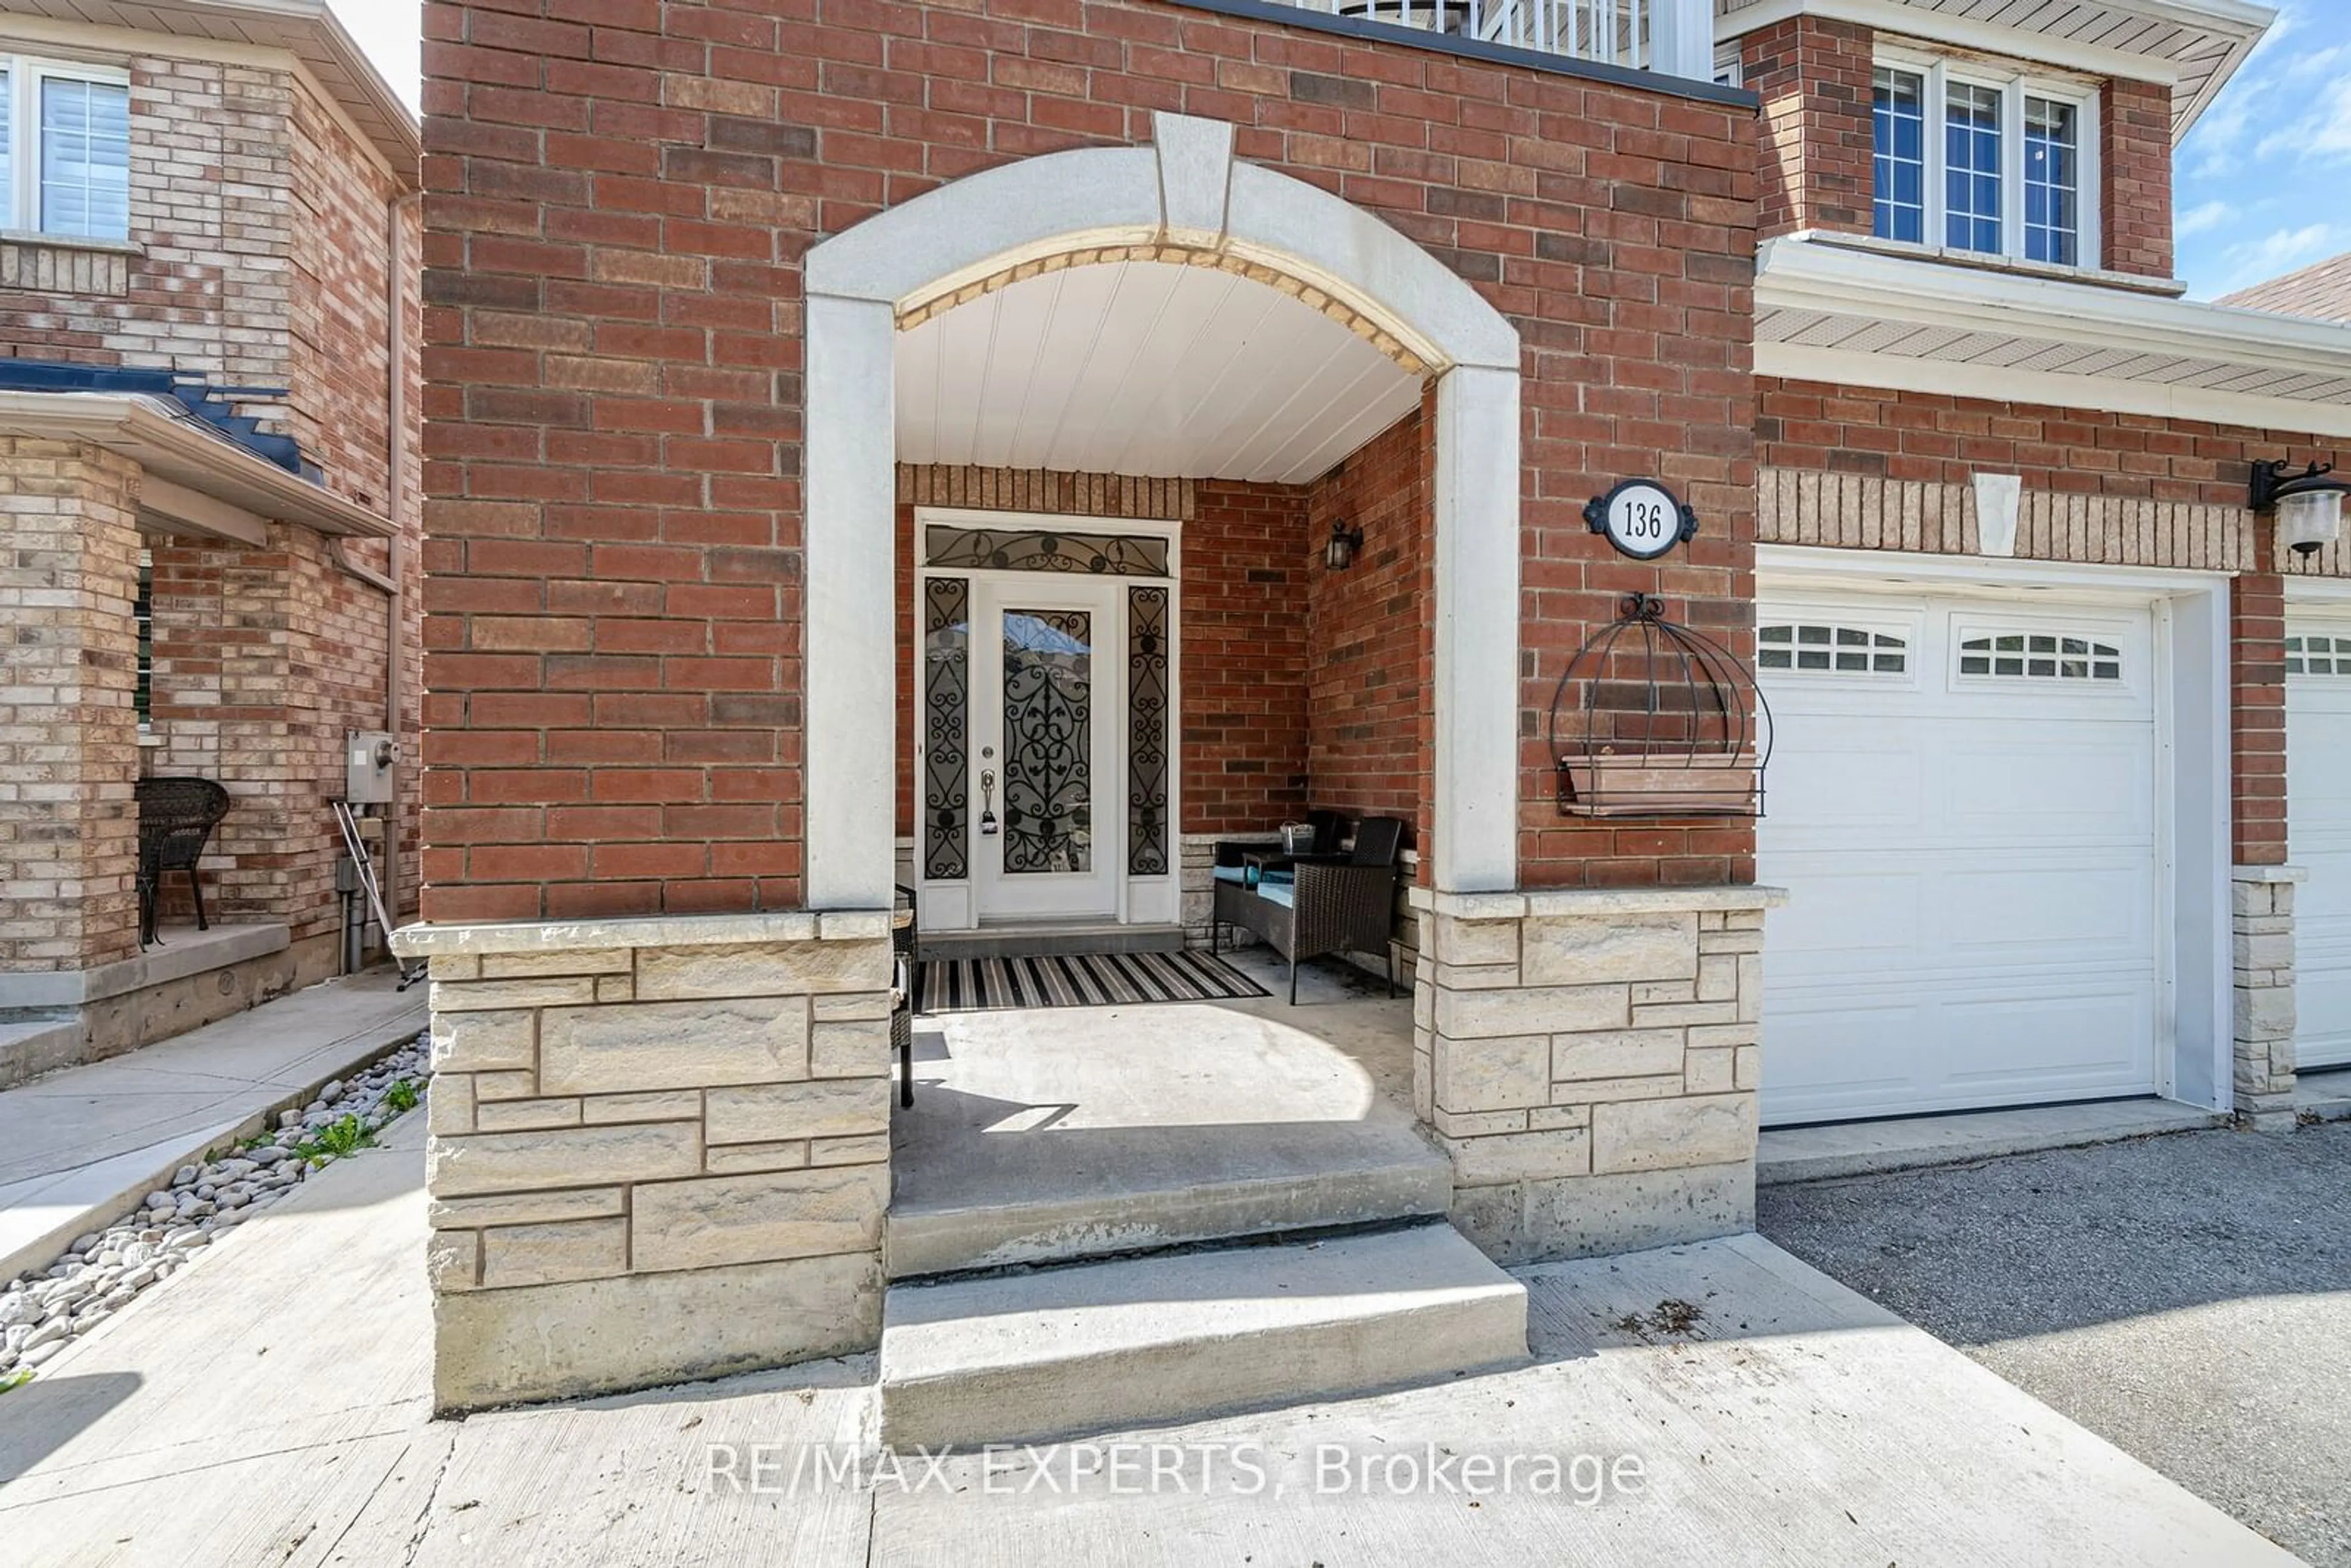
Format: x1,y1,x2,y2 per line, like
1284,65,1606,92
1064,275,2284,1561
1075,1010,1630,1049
1257,882,1294,908
1211,865,1249,884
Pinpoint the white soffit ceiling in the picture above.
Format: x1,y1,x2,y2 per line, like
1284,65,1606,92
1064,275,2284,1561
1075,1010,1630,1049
1755,304,2351,403
894,261,1427,486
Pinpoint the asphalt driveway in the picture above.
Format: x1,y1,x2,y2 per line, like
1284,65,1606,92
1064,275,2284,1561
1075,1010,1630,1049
1761,1119,2351,1567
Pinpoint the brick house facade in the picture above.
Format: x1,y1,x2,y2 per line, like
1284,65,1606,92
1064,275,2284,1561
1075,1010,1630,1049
0,6,422,1074
408,0,1764,1408
402,0,2347,1416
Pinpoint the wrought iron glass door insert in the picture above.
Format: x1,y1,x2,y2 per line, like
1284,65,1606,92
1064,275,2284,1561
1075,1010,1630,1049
1000,606,1095,874
969,578,1122,920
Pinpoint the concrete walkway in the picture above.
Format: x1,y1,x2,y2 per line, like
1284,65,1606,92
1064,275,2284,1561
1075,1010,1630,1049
0,1108,2294,1566
0,969,426,1280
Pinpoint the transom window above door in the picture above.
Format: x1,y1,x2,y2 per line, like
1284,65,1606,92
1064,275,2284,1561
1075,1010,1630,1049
1872,53,2096,269
924,524,1169,577
1958,631,2121,681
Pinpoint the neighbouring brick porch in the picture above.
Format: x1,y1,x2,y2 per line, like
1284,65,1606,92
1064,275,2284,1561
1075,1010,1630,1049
0,12,424,1067
397,912,893,1409
0,441,143,973
1409,885,1784,1263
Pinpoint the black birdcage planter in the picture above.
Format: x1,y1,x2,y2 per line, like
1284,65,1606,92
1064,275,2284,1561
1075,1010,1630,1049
1548,595,1772,818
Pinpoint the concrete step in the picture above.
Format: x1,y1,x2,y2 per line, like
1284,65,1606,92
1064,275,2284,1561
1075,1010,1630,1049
885,1118,1451,1278
877,1220,1529,1449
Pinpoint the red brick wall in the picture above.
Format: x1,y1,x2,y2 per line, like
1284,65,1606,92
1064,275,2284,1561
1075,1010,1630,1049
2233,545,2285,866
1742,16,1874,239
1305,397,1433,862
1185,482,1313,834
419,0,1758,919
1757,378,2343,504
2102,78,2173,280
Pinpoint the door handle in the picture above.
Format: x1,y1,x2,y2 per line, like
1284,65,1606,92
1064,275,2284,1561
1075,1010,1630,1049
980,768,999,836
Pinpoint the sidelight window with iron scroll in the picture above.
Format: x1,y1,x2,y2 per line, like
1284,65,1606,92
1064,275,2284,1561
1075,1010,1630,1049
1001,608,1095,874
1127,585,1170,876
921,577,971,880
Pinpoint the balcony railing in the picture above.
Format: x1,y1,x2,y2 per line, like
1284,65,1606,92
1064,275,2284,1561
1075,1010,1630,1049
1277,0,1714,83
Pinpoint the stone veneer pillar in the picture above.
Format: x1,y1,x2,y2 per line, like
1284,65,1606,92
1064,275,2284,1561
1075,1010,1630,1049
2232,866,2303,1129
1408,885,1785,1264
391,911,894,1410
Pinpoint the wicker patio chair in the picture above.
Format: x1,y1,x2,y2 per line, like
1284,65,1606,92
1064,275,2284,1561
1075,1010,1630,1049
1212,814,1404,1004
133,777,232,948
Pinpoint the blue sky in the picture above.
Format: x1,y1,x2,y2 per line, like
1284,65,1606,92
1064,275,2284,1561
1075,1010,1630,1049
331,0,2341,301
2170,0,2350,298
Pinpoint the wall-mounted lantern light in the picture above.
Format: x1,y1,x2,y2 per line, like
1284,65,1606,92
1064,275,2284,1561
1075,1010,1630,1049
1325,519,1365,571
2252,458,2350,556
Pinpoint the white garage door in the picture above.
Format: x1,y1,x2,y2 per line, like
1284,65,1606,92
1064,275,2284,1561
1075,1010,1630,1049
2286,618,2351,1071
1757,591,2162,1124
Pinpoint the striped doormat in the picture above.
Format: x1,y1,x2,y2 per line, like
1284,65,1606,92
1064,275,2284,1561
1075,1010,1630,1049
915,949,1270,1013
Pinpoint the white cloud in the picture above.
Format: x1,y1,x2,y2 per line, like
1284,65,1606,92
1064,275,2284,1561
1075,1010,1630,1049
2176,200,2236,238
2213,223,2342,295
2254,74,2351,163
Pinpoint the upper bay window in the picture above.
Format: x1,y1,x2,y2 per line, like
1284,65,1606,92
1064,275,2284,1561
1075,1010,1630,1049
0,58,131,242
1871,52,2097,271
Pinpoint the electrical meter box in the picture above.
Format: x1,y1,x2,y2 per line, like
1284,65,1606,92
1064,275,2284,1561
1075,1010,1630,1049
345,731,398,805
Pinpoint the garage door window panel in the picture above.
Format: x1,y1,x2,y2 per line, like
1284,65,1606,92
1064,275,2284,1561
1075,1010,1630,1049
2285,634,2351,676
1957,630,2123,683
1759,623,1909,675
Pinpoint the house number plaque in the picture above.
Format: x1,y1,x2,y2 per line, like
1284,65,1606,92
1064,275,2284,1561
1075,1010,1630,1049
1586,479,1698,561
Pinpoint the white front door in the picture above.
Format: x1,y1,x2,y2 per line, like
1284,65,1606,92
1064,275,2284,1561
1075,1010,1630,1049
970,577,1123,921
1757,589,2163,1123
2287,617,2351,1071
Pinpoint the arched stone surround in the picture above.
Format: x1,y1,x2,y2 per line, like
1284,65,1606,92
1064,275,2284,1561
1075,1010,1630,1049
800,111,1524,908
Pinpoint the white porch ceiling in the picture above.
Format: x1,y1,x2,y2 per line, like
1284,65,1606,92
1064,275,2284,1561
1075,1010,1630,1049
893,261,1427,486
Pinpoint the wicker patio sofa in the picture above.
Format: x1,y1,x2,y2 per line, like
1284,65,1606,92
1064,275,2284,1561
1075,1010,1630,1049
1210,814,1404,1004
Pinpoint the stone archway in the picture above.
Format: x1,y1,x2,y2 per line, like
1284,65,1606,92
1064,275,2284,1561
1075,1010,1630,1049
799,111,1523,909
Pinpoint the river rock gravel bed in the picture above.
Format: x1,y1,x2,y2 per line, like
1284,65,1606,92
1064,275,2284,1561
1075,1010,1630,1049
0,1030,430,1382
